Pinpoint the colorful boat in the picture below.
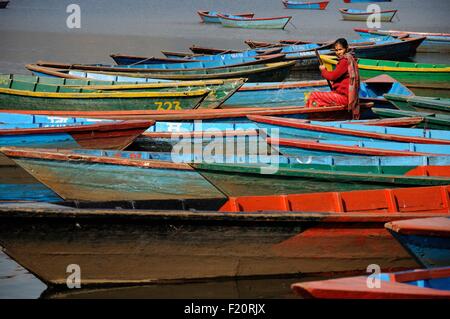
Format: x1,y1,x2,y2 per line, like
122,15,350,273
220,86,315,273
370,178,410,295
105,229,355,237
224,74,413,108
1,200,448,287
0,147,226,202
192,161,450,197
0,118,152,150
372,108,450,130
270,138,450,157
33,54,286,73
291,267,450,299
26,61,297,82
386,217,450,268
0,79,210,111
0,74,246,109
320,55,450,90
339,8,398,22
355,28,450,53
220,185,450,214
217,14,292,29
384,94,450,114
282,1,329,10
249,115,450,144
110,54,194,65
197,11,255,23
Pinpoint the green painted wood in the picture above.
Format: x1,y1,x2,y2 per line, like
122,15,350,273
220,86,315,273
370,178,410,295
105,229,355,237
192,163,450,197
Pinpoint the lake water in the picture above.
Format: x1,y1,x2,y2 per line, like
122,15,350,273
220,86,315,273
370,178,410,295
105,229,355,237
0,0,449,299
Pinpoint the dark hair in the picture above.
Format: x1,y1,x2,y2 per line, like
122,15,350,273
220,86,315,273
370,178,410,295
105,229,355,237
334,38,349,49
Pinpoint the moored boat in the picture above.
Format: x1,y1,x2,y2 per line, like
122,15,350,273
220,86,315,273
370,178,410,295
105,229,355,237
372,108,450,130
110,54,194,65
26,61,297,82
1,201,446,287
339,8,398,22
320,55,450,90
384,94,450,114
385,217,450,268
218,14,292,30
249,115,450,144
291,267,450,299
282,1,329,10
197,11,255,23
0,79,210,111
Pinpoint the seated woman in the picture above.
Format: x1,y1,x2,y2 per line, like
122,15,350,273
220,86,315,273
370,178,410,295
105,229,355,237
306,38,361,119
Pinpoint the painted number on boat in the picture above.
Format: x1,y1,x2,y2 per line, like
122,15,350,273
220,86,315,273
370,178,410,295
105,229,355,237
154,101,182,110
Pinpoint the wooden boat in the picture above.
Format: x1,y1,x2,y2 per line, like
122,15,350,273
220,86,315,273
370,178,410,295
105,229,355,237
0,74,246,109
0,1,8,9
197,11,255,23
384,94,450,114
218,14,292,30
2,201,449,287
0,79,210,111
291,267,450,299
320,55,450,90
0,118,152,150
192,161,450,197
355,28,450,53
220,185,450,214
110,54,194,65
386,217,450,268
26,61,297,82
34,54,286,73
189,46,243,55
282,1,329,10
270,137,450,157
224,74,413,109
249,115,450,144
372,108,450,130
0,147,226,202
339,8,398,22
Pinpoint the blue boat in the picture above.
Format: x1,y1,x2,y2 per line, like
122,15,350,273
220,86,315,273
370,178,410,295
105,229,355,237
270,138,450,157
224,74,413,108
197,11,255,23
386,217,450,268
0,113,152,149
218,14,292,29
282,1,330,10
249,115,450,144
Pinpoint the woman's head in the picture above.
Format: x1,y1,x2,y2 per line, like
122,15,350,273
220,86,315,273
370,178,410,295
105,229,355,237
334,38,349,58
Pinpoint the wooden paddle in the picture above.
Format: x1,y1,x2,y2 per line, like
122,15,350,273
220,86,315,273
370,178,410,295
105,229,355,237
314,49,332,90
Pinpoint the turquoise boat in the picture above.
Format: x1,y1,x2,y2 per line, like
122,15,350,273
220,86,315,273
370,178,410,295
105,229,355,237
282,1,329,10
384,94,450,114
372,108,450,130
218,14,292,29
0,147,226,202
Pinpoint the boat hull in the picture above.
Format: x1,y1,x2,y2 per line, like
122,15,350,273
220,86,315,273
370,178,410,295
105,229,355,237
218,16,292,29
0,205,428,286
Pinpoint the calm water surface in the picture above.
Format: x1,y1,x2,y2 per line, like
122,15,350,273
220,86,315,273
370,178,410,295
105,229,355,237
0,0,449,299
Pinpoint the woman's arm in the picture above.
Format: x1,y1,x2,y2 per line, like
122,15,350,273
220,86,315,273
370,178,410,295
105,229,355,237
321,58,348,81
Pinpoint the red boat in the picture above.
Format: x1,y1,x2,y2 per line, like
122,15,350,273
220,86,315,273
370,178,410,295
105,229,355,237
291,267,450,299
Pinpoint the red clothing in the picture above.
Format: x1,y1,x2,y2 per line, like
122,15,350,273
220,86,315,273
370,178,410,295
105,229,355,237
305,91,348,108
320,57,350,97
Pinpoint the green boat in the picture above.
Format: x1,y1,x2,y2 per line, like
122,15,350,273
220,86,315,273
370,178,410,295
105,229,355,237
321,55,450,90
0,74,245,109
0,79,210,111
384,93,450,114
192,162,450,197
372,108,450,130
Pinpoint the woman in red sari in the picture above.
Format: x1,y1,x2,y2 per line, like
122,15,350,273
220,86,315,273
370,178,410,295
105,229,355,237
306,38,361,119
